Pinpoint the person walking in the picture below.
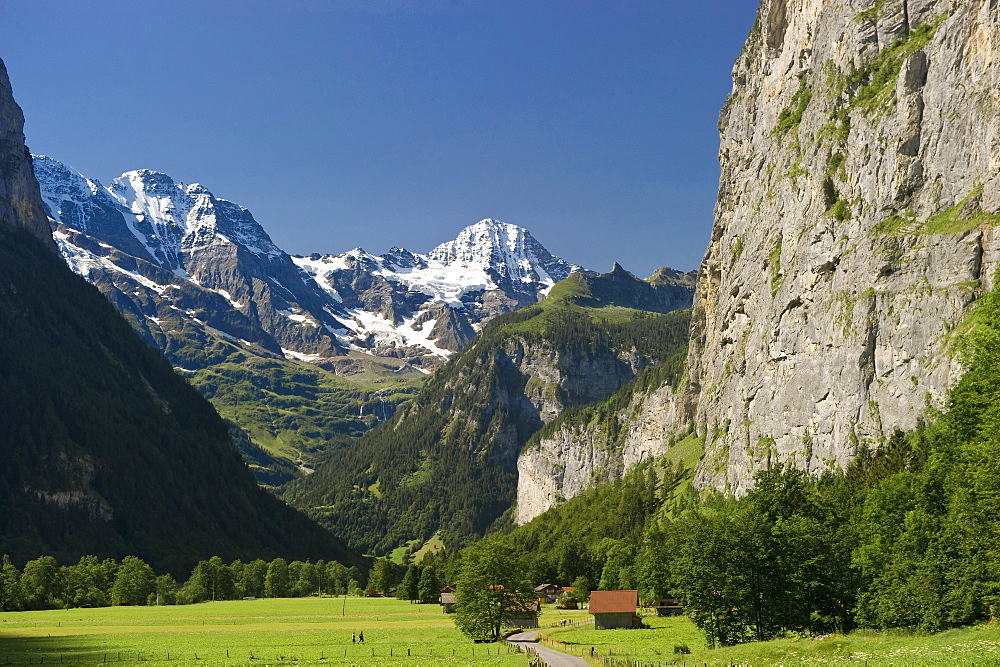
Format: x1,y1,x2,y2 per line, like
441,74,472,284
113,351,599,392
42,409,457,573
359,631,365,644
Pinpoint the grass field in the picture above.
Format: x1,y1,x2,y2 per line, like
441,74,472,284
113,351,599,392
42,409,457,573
0,597,556,665
544,613,1000,665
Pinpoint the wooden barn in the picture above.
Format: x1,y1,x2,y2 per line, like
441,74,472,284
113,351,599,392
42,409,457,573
654,598,684,616
439,592,456,613
589,590,640,629
503,599,540,629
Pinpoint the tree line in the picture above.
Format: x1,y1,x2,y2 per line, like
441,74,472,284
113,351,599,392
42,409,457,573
486,278,1000,647
0,554,365,611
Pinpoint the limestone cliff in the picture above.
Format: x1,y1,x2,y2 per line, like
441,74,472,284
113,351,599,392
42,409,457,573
0,59,52,247
691,0,1000,492
516,0,1000,519
517,380,687,524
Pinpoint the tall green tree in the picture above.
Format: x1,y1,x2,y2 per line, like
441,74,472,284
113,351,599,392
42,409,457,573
368,558,398,595
0,555,23,612
22,556,61,610
110,556,155,606
454,534,535,641
152,574,177,605
399,565,420,602
265,558,289,598
598,542,636,591
418,565,441,603
294,561,318,597
326,561,349,596
239,559,268,598
62,555,111,608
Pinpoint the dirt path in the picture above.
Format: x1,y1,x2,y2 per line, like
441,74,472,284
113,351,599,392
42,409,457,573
508,630,590,666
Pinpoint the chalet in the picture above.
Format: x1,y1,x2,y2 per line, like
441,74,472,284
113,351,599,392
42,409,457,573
589,590,640,629
439,592,456,614
534,583,563,603
654,598,684,616
503,599,540,629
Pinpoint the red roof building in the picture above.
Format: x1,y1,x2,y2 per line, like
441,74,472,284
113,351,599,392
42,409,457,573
588,590,640,629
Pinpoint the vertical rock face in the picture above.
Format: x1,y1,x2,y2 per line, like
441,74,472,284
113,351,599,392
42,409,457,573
516,381,686,524
689,0,1000,491
0,59,53,247
515,0,1000,519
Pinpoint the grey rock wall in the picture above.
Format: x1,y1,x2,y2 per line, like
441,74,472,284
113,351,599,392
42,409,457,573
515,0,1000,518
517,381,687,523
690,0,1000,492
0,58,53,248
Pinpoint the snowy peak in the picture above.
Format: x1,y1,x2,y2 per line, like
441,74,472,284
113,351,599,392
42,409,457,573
290,219,585,365
108,168,283,264
35,155,603,371
34,155,347,366
428,218,526,265
295,218,582,309
34,157,284,270
427,218,577,290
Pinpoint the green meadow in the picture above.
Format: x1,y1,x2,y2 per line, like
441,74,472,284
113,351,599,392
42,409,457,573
9,597,1000,666
0,597,537,665
543,614,1000,665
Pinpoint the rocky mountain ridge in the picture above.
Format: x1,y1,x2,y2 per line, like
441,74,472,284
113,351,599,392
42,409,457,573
293,218,582,364
35,155,584,372
515,0,1000,520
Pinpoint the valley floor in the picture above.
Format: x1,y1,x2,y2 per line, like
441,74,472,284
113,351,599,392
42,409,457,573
4,598,999,665
0,597,540,665
543,614,1000,665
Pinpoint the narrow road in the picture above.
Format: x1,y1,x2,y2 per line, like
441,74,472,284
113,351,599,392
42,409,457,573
507,630,590,666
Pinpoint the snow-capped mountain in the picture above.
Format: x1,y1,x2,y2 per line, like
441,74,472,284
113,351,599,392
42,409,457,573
35,156,347,366
293,219,583,360
34,156,586,371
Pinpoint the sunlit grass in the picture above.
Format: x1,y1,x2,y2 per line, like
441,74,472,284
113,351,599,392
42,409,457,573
0,597,535,665
545,613,1000,665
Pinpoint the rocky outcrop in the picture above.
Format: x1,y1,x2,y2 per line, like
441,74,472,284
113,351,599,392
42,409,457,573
513,340,656,423
515,0,1000,516
689,0,1000,492
516,374,689,523
0,59,52,247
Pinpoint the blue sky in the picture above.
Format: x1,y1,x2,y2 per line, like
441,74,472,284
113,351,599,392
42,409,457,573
1,0,757,276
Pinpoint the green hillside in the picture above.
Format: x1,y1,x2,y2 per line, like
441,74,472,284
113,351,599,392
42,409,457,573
496,273,1000,647
0,223,362,575
128,305,423,486
283,268,693,555
186,356,420,484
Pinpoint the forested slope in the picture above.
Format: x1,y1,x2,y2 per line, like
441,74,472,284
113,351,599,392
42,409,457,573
284,267,692,554
0,223,362,575
503,274,1000,644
